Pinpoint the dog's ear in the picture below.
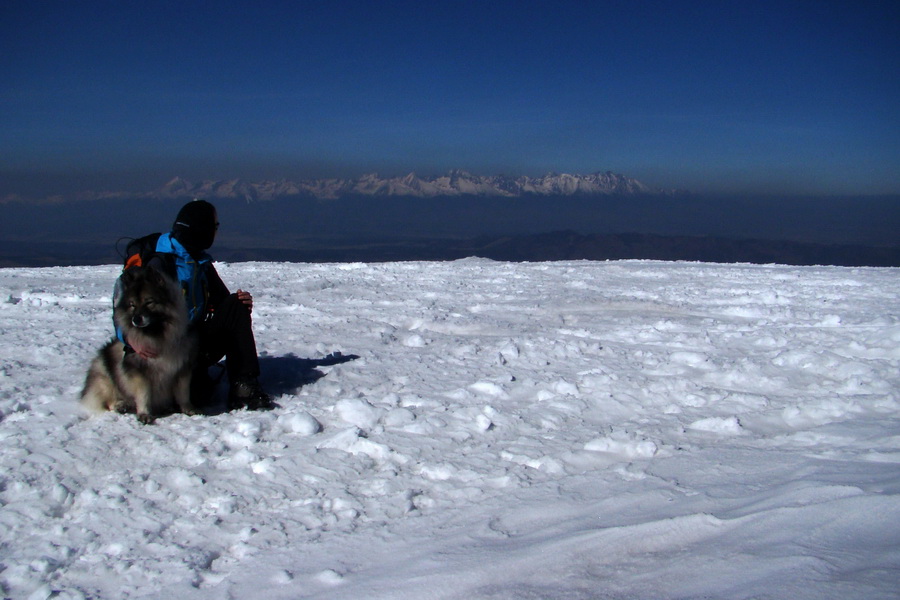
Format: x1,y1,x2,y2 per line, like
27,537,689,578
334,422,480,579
146,266,168,288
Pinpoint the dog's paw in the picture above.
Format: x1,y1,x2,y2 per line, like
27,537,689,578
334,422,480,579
137,413,157,425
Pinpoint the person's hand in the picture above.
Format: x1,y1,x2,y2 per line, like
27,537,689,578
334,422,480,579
236,289,253,313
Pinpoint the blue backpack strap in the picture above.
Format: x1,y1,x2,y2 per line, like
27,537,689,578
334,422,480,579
111,271,133,352
155,233,211,323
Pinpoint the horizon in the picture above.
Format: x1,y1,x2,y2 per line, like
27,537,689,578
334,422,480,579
4,169,900,204
2,168,671,203
2,2,899,199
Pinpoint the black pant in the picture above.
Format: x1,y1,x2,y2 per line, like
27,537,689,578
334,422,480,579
197,293,260,383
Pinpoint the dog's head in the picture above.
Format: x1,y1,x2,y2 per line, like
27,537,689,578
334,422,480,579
115,267,178,331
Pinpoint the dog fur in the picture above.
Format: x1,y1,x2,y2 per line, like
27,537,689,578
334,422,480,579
81,266,198,424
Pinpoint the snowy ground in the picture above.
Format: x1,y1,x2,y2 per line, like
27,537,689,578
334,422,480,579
1,259,898,600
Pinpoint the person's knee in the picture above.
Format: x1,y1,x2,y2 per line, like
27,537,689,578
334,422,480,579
227,293,252,318
212,293,251,325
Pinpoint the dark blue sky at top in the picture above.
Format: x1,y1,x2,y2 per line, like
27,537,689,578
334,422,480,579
1,0,898,197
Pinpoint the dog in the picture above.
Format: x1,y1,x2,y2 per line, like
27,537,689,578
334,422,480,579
81,266,198,424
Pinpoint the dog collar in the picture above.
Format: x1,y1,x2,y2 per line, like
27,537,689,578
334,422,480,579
122,342,157,360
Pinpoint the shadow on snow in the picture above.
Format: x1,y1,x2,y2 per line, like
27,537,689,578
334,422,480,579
201,352,360,416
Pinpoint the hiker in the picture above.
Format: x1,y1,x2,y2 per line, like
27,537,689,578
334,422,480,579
122,199,274,411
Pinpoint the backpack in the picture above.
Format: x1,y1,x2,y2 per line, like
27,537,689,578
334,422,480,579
120,233,184,287
122,233,164,270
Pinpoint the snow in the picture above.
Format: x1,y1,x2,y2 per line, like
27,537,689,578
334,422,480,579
1,258,898,599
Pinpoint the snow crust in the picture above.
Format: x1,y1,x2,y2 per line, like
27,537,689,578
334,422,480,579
1,259,898,599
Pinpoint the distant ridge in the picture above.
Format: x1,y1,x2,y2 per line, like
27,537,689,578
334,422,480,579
151,170,666,201
0,171,682,204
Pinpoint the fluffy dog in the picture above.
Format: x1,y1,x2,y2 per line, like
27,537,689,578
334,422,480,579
81,266,197,424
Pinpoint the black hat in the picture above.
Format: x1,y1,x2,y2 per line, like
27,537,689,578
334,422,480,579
172,199,217,252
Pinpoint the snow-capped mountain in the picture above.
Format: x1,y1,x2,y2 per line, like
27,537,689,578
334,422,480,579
156,177,304,201
153,170,660,201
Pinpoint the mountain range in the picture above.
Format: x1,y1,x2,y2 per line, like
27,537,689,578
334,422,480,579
150,170,664,201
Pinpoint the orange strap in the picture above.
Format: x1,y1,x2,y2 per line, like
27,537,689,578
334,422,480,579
124,254,143,269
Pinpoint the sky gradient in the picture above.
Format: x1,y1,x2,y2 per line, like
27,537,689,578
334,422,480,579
2,0,898,197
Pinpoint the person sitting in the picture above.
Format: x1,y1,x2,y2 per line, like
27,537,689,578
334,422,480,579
120,199,273,411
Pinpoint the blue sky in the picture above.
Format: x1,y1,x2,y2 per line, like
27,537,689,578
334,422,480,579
2,0,898,196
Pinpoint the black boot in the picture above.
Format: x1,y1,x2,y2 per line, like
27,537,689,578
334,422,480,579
228,378,274,411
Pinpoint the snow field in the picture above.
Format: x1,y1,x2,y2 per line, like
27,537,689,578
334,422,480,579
0,259,898,599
